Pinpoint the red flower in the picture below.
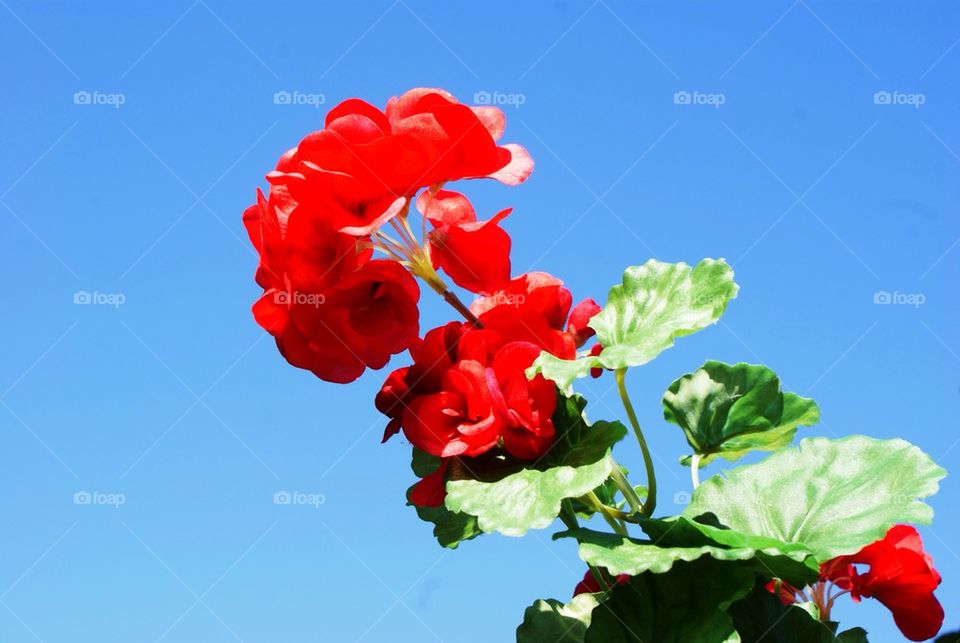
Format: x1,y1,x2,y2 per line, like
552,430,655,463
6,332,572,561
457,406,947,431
269,88,532,236
763,579,800,606
417,189,512,295
386,88,533,187
244,185,420,383
379,273,586,464
573,569,630,596
823,525,943,641
408,459,449,508
470,272,578,360
567,298,601,348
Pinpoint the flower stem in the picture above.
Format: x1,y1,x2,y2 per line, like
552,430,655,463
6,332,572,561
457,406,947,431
615,368,657,517
581,491,630,536
690,453,701,489
608,458,644,517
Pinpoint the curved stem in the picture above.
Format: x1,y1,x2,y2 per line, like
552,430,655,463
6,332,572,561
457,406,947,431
608,457,643,517
615,368,657,517
690,453,701,489
560,500,611,591
582,491,629,536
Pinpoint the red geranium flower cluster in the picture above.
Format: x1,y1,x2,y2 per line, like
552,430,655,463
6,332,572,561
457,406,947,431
244,88,533,383
768,525,943,641
377,274,601,505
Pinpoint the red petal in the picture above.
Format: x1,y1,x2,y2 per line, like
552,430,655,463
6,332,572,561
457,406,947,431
487,143,534,185
470,106,506,141
325,98,390,132
416,189,476,226
428,209,512,294
409,459,449,508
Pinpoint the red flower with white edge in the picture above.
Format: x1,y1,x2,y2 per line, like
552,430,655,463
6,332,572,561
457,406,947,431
268,88,532,236
386,88,533,187
244,184,420,384
417,189,512,295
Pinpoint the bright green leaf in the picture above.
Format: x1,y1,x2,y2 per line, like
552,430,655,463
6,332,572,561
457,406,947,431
527,353,601,391
637,516,818,585
684,436,946,559
663,361,819,467
516,594,599,643
556,528,815,586
444,395,626,536
529,259,738,387
445,458,614,536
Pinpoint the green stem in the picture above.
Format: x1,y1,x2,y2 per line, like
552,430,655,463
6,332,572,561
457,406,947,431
615,368,657,517
690,453,701,489
560,499,611,591
582,491,629,536
608,457,643,517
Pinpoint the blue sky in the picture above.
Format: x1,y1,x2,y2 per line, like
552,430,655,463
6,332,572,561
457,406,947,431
1,1,957,641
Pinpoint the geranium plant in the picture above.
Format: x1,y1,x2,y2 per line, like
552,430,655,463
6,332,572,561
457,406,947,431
243,88,947,641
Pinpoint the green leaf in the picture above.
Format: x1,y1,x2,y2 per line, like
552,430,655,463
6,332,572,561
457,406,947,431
935,630,960,643
728,585,864,642
529,353,601,391
684,436,946,559
444,395,626,536
516,594,599,643
546,394,628,468
445,458,614,536
529,259,738,388
837,628,869,643
407,449,482,549
408,488,483,549
584,557,753,642
556,528,815,587
663,361,820,467
637,515,818,586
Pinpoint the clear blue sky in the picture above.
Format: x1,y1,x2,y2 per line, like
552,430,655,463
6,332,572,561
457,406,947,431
1,1,957,641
